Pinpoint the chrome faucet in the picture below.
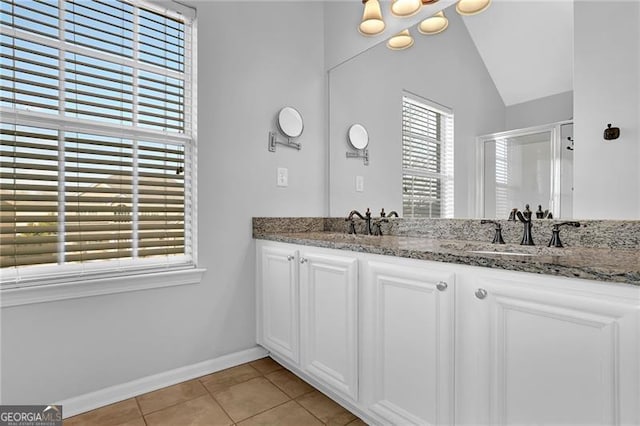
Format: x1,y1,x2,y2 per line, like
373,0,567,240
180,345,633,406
548,222,581,247
480,220,505,244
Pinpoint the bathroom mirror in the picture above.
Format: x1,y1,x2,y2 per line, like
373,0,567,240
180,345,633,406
329,2,529,217
327,0,640,220
348,124,369,150
277,106,304,138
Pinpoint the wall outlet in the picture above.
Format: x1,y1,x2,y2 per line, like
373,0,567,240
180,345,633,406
277,167,288,187
356,175,364,192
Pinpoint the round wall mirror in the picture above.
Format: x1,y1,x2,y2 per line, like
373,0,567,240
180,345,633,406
277,107,304,138
348,124,369,150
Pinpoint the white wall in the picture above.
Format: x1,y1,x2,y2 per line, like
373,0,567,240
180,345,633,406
0,1,326,404
505,91,573,130
328,9,505,218
573,1,640,219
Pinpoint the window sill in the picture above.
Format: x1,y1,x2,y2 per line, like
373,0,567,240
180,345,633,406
0,267,207,308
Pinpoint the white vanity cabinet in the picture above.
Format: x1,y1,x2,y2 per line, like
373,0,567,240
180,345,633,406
256,240,359,401
360,258,455,425
455,270,640,425
256,243,300,364
300,250,359,401
257,239,640,426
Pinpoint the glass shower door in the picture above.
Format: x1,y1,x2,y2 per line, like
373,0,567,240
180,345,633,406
479,122,571,220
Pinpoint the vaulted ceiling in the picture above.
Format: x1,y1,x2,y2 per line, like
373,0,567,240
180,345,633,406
461,0,574,106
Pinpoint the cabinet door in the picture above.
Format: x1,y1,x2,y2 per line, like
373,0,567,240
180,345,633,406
299,250,358,401
362,260,455,425
458,274,640,425
258,244,299,364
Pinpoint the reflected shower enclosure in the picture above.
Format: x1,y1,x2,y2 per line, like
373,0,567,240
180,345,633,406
477,122,573,220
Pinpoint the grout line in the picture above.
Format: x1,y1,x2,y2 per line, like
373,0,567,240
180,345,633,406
297,388,317,398
197,364,263,391
200,360,293,425
201,375,237,423
216,377,293,424
135,381,209,417
235,399,294,424
291,398,328,425
133,397,148,426
262,370,317,400
295,391,359,425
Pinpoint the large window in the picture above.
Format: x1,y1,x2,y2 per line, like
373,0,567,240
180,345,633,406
402,95,454,218
0,0,196,287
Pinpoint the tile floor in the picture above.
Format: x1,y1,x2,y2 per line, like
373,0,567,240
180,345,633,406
64,357,367,426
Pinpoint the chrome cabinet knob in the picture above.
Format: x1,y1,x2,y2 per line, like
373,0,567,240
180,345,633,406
436,281,448,291
299,257,308,264
475,288,488,299
286,255,294,261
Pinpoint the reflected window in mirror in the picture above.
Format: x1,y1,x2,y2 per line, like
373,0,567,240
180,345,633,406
402,95,454,218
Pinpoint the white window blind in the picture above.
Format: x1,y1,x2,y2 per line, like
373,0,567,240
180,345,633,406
402,95,454,218
0,0,195,285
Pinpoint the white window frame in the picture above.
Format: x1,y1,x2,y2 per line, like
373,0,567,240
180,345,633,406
0,0,203,306
402,93,454,218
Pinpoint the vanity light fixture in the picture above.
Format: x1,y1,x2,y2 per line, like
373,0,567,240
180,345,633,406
359,0,385,36
391,0,422,17
455,0,491,16
418,10,448,35
387,29,414,50
361,0,488,50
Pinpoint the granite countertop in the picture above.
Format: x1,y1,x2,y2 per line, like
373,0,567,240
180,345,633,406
254,231,640,286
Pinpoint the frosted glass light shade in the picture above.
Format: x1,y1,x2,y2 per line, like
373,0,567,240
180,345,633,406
387,29,414,50
391,0,422,17
418,11,448,35
359,0,385,36
456,0,491,16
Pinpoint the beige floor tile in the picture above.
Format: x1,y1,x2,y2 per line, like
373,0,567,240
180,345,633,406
346,418,368,426
64,398,141,426
265,368,314,399
137,379,207,414
107,419,145,426
237,400,323,426
145,394,233,426
297,391,357,425
200,363,262,393
326,410,360,426
213,376,290,422
249,357,283,374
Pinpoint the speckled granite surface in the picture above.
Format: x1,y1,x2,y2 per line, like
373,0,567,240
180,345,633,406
253,218,640,285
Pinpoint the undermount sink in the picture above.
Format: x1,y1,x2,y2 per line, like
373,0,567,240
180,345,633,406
469,249,536,257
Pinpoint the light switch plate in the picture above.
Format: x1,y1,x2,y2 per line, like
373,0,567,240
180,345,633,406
356,175,364,192
277,167,288,187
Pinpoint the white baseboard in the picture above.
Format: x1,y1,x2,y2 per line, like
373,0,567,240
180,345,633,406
57,346,268,419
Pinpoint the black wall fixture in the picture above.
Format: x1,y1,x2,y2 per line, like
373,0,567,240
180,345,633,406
603,123,620,140
566,136,574,151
